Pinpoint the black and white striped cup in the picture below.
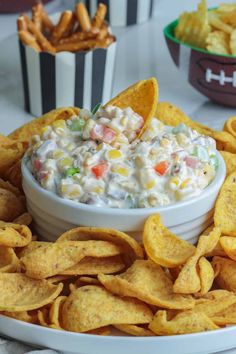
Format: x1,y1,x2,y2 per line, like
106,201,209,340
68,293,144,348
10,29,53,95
19,41,117,117
80,0,154,27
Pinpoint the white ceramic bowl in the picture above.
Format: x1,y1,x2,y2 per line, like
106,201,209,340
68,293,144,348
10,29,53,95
22,152,226,244
1,311,236,354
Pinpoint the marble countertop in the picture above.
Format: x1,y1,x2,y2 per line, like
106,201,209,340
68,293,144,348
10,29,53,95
0,0,235,136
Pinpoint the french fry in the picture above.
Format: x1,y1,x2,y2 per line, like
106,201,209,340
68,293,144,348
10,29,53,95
18,30,41,52
17,16,27,31
50,10,74,45
58,30,98,45
62,14,76,38
42,10,54,33
17,1,115,54
24,15,55,53
97,24,109,40
92,3,107,29
98,35,115,47
55,36,114,53
32,1,43,30
75,2,92,32
55,38,99,52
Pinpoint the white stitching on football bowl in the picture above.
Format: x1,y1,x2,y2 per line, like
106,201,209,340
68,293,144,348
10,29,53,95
206,68,236,87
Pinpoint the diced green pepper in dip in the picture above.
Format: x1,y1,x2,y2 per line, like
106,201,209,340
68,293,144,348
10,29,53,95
26,105,218,209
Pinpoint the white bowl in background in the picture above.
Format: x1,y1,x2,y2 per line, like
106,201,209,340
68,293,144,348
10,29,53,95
82,0,155,27
22,152,226,244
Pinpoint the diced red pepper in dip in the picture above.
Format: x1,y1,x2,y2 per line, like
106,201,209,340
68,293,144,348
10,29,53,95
154,161,169,176
91,162,109,178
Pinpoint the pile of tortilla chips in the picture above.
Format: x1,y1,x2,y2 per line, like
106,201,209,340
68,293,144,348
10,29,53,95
3,212,236,336
2,78,236,336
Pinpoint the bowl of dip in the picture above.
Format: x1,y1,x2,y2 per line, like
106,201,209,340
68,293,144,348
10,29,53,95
22,105,226,244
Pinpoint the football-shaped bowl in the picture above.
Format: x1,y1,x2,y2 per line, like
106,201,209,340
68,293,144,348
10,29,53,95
164,19,236,107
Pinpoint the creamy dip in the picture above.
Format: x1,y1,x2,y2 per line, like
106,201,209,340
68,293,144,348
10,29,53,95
26,105,218,208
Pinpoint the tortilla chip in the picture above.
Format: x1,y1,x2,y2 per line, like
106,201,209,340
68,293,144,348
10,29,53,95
214,172,236,236
0,178,21,196
0,223,32,248
156,102,195,128
2,310,38,324
46,275,76,285
21,240,121,279
86,326,111,335
99,260,195,309
38,307,50,327
77,276,100,286
173,226,221,294
68,276,99,292
213,131,236,153
156,102,236,153
200,224,226,257
57,226,143,265
49,296,67,329
0,188,25,222
61,255,125,275
220,151,236,176
17,241,47,258
205,241,227,257
13,212,32,226
143,214,195,267
0,140,24,177
211,302,236,325
0,246,20,273
198,257,214,295
106,78,158,138
156,102,215,135
114,324,155,336
0,135,18,145
212,256,236,292
224,116,236,139
4,160,22,190
8,107,80,142
195,224,221,253
194,289,236,318
0,273,63,311
61,285,153,332
220,236,236,261
149,310,218,335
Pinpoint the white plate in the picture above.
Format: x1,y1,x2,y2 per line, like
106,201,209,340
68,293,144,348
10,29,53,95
1,315,236,354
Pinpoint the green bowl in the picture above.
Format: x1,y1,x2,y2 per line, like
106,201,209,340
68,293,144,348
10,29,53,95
164,19,236,107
